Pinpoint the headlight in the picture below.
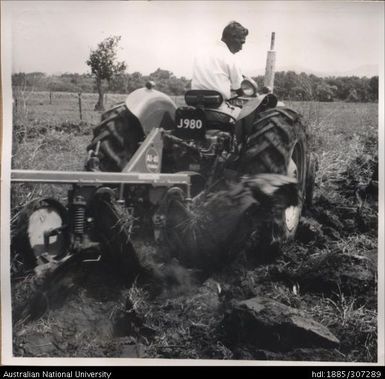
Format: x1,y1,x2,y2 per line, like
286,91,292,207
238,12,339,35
241,78,258,97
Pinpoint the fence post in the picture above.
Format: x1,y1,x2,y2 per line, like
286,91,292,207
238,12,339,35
49,91,52,105
78,92,83,121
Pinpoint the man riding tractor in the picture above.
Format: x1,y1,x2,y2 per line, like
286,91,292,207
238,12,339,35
192,21,249,121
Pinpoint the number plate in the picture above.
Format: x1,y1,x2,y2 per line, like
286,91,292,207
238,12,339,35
174,107,206,140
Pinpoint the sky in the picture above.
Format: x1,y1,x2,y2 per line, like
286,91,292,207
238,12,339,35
2,1,384,78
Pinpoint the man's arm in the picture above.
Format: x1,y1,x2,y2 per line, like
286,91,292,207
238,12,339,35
228,56,244,97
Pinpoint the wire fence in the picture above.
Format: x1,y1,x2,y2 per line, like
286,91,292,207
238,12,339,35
13,89,186,124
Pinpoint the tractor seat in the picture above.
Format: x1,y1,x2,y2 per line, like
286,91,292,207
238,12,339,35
185,90,223,109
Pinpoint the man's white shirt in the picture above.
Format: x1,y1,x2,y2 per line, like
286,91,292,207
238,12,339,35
191,41,243,100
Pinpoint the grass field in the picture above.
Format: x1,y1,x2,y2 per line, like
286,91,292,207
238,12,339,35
12,91,378,169
9,90,379,361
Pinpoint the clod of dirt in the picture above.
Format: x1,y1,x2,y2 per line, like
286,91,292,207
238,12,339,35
314,207,345,233
296,217,325,244
223,296,340,351
356,204,378,234
164,180,259,269
291,251,376,298
165,174,299,270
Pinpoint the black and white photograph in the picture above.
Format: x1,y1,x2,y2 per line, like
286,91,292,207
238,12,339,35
1,0,384,365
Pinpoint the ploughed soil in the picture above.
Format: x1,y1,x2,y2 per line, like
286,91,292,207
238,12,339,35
11,153,378,362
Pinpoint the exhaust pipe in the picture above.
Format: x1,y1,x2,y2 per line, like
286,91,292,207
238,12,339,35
264,32,276,92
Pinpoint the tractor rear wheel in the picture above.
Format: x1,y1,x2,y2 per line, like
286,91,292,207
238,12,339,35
239,107,309,242
86,104,145,172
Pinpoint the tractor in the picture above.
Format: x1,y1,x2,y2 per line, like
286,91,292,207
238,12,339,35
11,33,317,283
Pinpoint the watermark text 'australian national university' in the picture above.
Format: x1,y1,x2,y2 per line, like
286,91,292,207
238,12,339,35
2,372,112,379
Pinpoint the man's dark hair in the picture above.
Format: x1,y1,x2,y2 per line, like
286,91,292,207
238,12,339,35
222,21,249,42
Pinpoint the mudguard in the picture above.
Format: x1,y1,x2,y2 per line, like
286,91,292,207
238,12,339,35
237,93,278,120
125,87,177,134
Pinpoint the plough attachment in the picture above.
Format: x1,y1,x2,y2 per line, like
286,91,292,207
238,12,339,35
11,128,191,282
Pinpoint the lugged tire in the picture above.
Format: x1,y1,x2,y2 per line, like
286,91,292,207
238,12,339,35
239,106,309,241
87,104,145,172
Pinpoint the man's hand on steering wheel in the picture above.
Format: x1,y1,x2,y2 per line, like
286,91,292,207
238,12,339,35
229,88,244,100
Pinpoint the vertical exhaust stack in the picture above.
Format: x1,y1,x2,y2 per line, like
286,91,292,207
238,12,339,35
264,32,276,92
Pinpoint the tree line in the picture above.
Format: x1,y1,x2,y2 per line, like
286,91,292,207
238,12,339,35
254,71,378,102
11,69,191,96
12,70,378,103
12,35,378,108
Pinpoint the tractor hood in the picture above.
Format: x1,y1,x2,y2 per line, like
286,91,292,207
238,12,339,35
125,87,177,134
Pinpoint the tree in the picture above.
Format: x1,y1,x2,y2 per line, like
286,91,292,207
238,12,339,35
346,88,359,103
315,83,337,102
127,72,146,93
148,68,173,93
86,36,126,111
109,73,129,93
